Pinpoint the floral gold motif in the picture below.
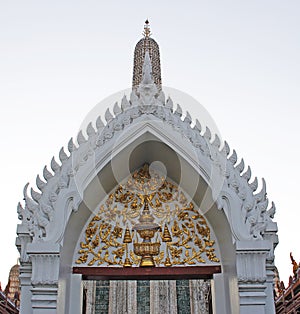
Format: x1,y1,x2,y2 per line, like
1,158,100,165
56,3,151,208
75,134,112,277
76,164,220,267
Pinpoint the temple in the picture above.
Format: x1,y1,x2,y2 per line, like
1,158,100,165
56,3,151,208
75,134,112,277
0,263,20,313
275,253,300,313
16,21,278,313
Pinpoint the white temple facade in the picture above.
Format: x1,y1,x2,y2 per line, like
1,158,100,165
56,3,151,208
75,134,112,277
16,21,278,314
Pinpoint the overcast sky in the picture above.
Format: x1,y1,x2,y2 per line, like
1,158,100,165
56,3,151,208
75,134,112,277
0,1,299,287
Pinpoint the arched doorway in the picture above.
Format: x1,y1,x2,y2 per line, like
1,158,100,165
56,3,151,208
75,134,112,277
17,91,277,314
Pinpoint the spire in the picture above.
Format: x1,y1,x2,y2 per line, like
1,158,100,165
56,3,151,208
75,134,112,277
132,20,162,91
143,19,151,38
141,50,153,85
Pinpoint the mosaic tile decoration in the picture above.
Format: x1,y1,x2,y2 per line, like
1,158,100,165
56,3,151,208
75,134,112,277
94,280,109,314
137,280,151,314
176,280,191,314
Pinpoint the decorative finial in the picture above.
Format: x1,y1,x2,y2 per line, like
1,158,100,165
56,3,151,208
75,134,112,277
123,227,132,243
162,224,172,242
290,252,299,277
132,20,162,90
143,19,151,38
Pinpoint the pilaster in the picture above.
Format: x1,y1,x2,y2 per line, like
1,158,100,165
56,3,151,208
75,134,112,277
19,262,33,314
16,224,33,313
264,221,278,313
236,241,269,314
27,243,60,313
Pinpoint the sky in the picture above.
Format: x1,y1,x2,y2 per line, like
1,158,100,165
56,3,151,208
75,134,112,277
0,1,299,287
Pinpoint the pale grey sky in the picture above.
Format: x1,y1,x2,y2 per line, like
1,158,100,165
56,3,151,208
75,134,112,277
0,0,299,287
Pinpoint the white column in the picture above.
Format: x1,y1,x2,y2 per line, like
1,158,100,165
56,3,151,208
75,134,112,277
236,241,269,314
211,272,240,314
68,274,82,314
16,224,33,313
19,262,33,314
264,221,278,314
57,272,82,314
27,243,60,313
150,280,177,314
265,265,276,314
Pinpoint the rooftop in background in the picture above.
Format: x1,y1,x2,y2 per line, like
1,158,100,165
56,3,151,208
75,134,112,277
275,253,300,313
0,290,19,314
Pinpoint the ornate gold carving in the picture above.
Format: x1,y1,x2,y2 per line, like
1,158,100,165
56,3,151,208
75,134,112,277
162,224,172,242
76,164,220,267
123,227,132,243
122,227,132,267
132,199,161,267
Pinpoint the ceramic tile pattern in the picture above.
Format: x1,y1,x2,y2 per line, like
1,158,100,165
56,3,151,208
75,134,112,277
176,280,191,314
137,280,150,314
94,280,109,314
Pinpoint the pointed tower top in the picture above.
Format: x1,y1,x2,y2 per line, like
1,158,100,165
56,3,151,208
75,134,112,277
143,19,151,38
132,21,162,91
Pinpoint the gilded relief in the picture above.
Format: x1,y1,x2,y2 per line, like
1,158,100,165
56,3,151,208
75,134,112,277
76,164,219,267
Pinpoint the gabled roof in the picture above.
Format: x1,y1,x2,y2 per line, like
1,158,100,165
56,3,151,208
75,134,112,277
17,52,277,246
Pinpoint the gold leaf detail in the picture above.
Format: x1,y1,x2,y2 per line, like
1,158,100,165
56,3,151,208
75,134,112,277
75,164,220,267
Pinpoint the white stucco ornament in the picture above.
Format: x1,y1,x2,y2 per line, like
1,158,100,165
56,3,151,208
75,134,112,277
17,73,276,243
16,42,278,313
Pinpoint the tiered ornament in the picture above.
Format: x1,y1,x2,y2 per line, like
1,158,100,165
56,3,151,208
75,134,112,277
132,199,160,267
